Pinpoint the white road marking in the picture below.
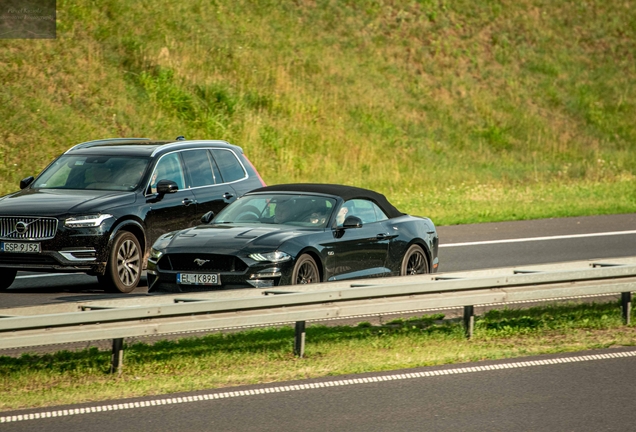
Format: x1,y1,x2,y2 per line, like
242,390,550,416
440,230,636,248
13,231,636,281
3,349,635,424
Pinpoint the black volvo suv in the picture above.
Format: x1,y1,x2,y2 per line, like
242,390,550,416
0,137,266,293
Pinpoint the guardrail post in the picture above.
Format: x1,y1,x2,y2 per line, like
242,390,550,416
294,321,306,358
463,306,474,339
621,292,632,325
110,338,124,375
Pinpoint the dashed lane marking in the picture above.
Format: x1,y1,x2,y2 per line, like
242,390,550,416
3,349,636,424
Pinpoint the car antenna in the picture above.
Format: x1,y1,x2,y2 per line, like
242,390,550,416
175,136,186,141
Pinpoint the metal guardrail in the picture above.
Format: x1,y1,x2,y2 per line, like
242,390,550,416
1,262,636,373
3,265,635,332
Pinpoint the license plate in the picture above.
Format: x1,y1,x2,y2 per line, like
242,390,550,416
177,273,221,286
1,242,41,253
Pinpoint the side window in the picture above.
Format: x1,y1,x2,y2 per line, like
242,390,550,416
337,199,386,225
336,200,355,227
150,153,185,192
182,149,216,187
211,149,246,183
209,151,222,182
350,199,377,224
371,202,388,222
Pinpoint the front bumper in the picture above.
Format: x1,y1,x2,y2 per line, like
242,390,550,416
0,225,111,274
147,253,295,292
0,248,108,274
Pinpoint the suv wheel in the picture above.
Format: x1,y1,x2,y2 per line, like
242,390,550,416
100,231,142,293
0,268,17,290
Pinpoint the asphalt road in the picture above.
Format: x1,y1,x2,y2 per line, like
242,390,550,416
2,212,636,308
3,348,636,431
436,212,636,272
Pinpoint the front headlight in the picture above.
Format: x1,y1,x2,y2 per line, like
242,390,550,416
149,248,164,261
249,251,292,263
65,214,113,228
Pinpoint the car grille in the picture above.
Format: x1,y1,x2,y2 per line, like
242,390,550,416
159,253,248,272
0,217,58,240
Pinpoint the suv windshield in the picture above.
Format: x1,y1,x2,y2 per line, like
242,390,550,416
32,155,150,191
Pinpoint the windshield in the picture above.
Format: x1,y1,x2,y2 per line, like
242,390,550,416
32,155,150,191
214,194,336,228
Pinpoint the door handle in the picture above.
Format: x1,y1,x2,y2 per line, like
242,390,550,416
376,233,396,240
182,198,197,206
223,192,234,200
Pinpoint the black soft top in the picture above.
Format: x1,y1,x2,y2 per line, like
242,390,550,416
249,183,405,219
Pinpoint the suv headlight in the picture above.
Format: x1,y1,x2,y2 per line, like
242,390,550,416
65,214,113,228
249,251,291,263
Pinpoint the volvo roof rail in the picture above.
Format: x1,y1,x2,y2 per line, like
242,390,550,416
65,138,151,153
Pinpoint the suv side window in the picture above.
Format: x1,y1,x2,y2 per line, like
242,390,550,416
211,149,246,183
182,149,217,187
150,152,185,192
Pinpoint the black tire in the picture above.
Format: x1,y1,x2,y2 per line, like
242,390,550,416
100,231,142,293
291,254,320,285
400,244,429,276
0,268,17,290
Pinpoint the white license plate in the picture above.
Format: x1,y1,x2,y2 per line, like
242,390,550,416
1,242,41,253
177,273,220,286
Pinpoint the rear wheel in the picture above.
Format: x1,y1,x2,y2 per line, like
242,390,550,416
291,254,320,285
99,231,142,293
400,245,429,275
0,268,17,290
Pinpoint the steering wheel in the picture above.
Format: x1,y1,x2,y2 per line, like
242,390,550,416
235,205,261,222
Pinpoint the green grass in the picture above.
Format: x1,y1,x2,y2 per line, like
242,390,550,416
1,0,635,225
2,301,635,411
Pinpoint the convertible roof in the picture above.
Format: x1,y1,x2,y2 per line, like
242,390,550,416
249,183,405,219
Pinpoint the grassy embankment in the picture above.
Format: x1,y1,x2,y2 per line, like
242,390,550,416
1,0,635,225
2,302,635,411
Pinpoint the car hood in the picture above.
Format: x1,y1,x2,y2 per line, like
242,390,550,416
0,188,136,216
163,224,316,254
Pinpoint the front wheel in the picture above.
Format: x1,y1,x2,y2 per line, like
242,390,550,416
400,245,429,276
99,231,142,293
291,254,320,285
0,268,17,290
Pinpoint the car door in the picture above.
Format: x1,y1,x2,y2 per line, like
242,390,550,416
181,149,237,216
327,199,392,280
144,152,199,244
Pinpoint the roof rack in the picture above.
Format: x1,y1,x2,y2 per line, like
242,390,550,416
148,139,234,157
64,138,151,153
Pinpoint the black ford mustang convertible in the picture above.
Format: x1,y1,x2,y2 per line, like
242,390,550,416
147,184,439,292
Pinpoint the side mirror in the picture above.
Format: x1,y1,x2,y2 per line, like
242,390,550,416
19,176,34,189
342,215,363,228
200,211,215,224
156,180,178,194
